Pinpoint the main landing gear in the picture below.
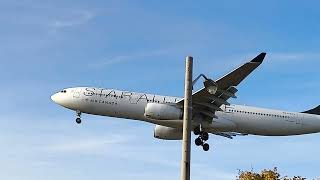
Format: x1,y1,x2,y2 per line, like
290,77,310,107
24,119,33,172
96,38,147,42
76,110,82,124
193,126,210,151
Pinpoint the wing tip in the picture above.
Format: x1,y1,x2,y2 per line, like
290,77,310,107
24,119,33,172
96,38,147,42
251,52,266,63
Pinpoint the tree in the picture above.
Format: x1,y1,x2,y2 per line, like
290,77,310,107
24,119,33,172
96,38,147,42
237,167,306,180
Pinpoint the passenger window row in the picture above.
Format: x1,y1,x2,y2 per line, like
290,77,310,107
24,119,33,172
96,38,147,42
228,109,290,119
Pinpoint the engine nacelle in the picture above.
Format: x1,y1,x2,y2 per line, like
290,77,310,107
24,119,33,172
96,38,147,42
154,125,182,140
144,103,182,120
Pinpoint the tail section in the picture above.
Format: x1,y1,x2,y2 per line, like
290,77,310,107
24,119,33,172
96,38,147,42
302,105,320,115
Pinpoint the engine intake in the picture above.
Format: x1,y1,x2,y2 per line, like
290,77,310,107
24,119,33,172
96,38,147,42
154,125,182,140
144,103,182,120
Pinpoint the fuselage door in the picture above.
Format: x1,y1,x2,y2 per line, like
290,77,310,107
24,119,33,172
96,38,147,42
73,88,82,98
296,113,303,125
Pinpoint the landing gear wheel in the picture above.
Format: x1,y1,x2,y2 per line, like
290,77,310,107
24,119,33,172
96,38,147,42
195,137,203,146
75,110,82,124
201,132,209,141
76,118,82,124
202,143,209,151
193,126,201,135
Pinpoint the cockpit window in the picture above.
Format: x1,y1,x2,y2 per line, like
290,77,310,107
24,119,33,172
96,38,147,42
60,90,67,93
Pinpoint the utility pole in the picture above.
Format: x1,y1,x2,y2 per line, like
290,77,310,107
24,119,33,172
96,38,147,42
180,56,193,180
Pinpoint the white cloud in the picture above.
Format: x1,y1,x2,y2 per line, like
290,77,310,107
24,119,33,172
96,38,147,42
50,10,95,29
43,135,131,154
268,52,320,62
90,48,175,68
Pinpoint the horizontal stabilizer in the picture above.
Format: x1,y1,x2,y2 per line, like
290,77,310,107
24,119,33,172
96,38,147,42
302,105,320,115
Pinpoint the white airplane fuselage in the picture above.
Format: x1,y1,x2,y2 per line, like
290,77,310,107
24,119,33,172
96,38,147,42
51,87,320,136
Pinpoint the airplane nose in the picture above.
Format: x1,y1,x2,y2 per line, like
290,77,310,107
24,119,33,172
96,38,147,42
51,93,59,103
51,92,72,108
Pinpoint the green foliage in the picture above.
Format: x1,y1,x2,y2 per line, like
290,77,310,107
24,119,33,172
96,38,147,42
237,167,306,180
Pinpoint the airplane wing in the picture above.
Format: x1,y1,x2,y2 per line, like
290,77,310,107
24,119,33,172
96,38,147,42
177,52,266,120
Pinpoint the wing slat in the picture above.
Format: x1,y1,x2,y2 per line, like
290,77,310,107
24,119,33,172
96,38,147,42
198,109,218,119
203,96,230,106
194,101,222,111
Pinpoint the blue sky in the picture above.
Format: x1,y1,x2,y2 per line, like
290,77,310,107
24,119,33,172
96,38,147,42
1,0,320,179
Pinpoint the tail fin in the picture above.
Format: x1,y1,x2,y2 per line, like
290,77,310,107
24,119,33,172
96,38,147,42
302,105,320,115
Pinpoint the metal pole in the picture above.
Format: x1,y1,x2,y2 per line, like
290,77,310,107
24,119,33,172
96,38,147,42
180,56,193,180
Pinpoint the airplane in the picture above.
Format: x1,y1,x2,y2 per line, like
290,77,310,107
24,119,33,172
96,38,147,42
51,52,320,151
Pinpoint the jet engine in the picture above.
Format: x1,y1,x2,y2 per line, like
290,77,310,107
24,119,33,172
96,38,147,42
154,125,182,140
144,103,182,120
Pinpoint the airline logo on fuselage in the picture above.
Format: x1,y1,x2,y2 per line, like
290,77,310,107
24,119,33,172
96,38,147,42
81,87,178,104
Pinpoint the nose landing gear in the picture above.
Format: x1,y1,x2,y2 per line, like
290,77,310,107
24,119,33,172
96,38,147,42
76,110,82,124
76,118,81,124
193,126,210,151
